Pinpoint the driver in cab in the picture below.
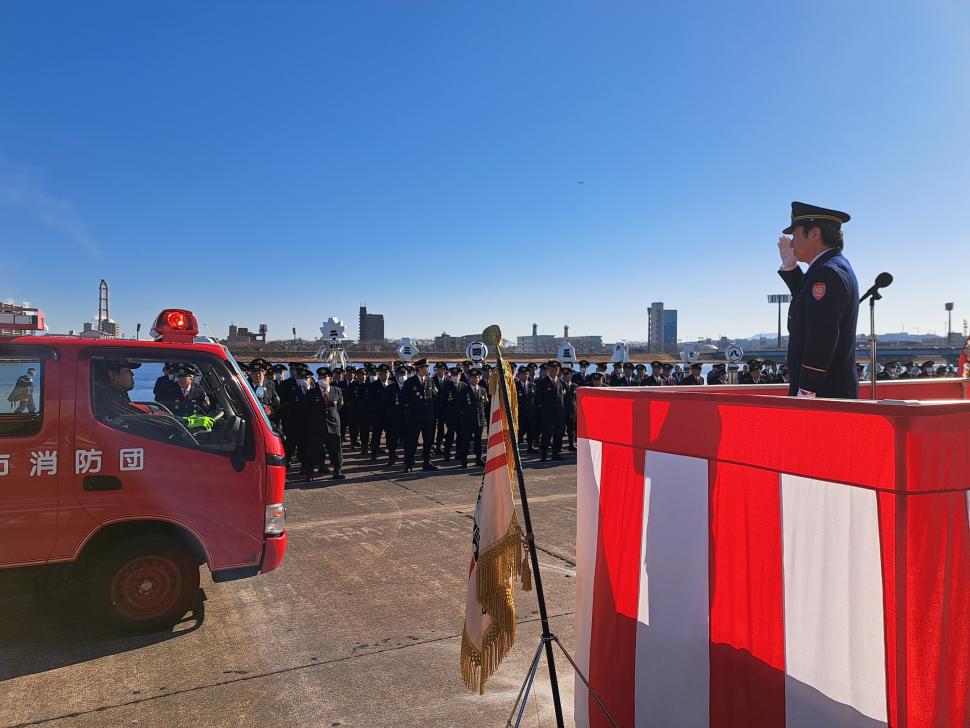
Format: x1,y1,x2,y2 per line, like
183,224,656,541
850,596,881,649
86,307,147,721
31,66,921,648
94,359,218,435
93,359,148,419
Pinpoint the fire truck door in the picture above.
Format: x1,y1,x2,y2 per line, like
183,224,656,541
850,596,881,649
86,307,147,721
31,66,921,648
0,346,61,566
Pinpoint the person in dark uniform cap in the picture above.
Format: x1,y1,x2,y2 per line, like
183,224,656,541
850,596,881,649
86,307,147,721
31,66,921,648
249,359,281,421
572,360,590,387
918,360,936,378
300,367,344,481
432,362,450,455
643,361,664,386
680,362,705,385
778,201,859,398
587,371,605,387
276,362,307,464
168,364,212,417
562,368,578,450
455,368,488,467
440,366,463,460
401,358,439,472
153,363,180,404
878,361,900,381
535,359,566,461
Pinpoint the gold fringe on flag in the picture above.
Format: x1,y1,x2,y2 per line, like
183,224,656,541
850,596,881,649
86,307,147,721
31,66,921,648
460,526,524,694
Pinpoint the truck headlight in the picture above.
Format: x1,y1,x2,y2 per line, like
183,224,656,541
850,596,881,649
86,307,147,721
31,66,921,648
265,503,286,535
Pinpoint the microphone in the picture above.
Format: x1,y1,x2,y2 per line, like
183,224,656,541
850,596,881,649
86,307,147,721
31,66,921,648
860,272,893,303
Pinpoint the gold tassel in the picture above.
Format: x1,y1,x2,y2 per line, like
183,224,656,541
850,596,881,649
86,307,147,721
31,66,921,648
475,526,525,620
520,543,532,593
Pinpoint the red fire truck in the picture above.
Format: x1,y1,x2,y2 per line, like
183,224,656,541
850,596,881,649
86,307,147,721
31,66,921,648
0,308,287,630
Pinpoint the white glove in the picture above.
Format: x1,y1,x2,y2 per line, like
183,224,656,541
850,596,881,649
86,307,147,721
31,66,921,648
778,236,797,271
796,389,816,398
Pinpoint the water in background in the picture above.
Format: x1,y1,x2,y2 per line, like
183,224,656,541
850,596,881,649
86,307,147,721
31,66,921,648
0,364,40,413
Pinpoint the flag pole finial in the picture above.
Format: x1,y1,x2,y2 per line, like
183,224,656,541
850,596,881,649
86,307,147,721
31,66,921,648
483,325,502,348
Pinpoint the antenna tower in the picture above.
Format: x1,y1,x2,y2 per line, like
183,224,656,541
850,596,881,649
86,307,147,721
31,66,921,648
98,279,110,329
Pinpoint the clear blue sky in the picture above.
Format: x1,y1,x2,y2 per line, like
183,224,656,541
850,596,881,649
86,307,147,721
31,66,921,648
2,1,968,343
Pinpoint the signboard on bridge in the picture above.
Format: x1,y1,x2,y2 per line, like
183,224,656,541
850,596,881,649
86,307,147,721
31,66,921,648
726,345,744,363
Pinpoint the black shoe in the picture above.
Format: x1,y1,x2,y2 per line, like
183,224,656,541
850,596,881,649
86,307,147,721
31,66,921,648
568,445,577,451
402,465,413,473
388,458,397,466
304,474,314,482
540,455,547,462
332,472,346,480
527,447,538,454
422,462,438,471
370,455,378,462
460,460,468,468
443,454,452,462
319,466,331,474
551,454,564,461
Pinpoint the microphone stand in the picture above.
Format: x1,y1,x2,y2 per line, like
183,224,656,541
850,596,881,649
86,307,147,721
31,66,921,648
869,294,880,400
862,290,882,401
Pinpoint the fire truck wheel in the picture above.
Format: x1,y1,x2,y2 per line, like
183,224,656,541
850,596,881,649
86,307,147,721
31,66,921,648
90,536,200,632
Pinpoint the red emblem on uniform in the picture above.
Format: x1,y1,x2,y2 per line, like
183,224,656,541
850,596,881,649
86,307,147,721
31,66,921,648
812,282,826,300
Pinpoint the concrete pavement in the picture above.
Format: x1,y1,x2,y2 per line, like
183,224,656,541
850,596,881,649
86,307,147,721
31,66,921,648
0,449,580,728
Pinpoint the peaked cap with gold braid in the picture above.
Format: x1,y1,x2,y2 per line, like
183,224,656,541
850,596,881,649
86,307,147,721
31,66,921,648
782,201,851,234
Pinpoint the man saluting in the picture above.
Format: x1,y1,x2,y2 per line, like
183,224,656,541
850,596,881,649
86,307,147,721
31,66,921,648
777,202,860,399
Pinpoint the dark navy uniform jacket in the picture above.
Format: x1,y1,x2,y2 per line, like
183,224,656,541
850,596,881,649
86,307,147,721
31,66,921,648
779,248,859,398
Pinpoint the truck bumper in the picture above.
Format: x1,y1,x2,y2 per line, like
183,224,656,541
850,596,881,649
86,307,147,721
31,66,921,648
210,531,288,583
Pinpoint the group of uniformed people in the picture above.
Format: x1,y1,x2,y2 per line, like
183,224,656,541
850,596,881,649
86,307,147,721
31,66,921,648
241,354,759,478
241,357,504,480
234,348,848,481
874,360,959,380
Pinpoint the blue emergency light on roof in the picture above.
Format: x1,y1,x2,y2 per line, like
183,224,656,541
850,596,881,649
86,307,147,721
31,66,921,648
151,308,199,343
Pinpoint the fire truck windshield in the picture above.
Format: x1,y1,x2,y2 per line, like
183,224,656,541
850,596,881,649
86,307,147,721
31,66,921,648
88,351,256,458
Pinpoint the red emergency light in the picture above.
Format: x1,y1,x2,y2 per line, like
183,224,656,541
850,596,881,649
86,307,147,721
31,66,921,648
151,308,199,343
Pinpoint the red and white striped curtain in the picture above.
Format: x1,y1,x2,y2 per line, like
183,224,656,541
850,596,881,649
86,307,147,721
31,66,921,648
575,389,970,728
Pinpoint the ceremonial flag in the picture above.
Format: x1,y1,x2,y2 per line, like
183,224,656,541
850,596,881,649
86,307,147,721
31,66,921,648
461,362,532,694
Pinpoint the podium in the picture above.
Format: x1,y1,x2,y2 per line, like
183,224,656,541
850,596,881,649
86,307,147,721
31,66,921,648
574,385,970,728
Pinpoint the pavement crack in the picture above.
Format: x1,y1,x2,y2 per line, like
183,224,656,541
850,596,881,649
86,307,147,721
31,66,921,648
5,611,575,728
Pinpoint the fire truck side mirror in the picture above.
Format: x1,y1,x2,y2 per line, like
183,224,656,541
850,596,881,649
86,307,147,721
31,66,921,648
230,419,247,472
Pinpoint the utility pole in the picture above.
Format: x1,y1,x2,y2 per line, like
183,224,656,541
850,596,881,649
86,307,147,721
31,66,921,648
945,303,954,346
767,294,791,348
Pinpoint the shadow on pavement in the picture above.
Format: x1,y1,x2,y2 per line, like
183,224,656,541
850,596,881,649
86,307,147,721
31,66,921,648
283,449,576,490
0,572,205,682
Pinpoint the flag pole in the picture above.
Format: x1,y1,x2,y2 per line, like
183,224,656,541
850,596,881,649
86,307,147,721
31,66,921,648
488,332,565,728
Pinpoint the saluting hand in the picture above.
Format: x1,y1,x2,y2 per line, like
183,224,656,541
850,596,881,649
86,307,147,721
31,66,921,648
777,235,797,270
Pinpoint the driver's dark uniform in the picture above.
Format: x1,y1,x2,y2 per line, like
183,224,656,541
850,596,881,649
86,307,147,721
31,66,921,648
94,384,147,419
